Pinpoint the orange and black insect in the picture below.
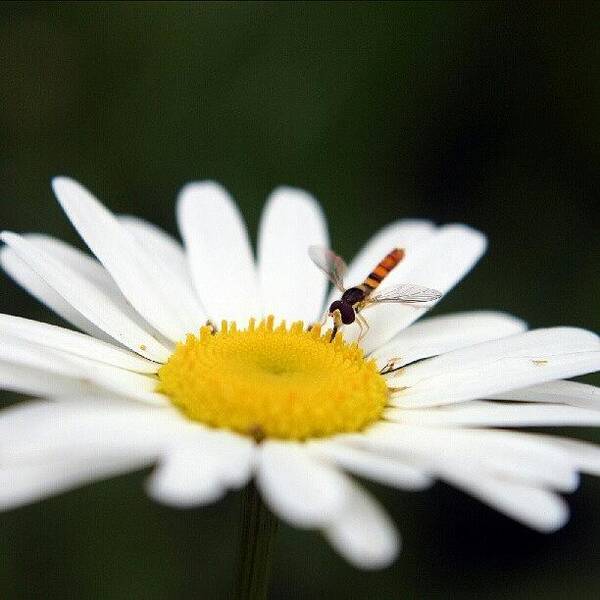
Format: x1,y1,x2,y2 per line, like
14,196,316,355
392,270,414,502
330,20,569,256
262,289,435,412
309,246,442,340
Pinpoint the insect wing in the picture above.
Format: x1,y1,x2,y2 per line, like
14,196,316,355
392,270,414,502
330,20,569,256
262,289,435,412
308,246,347,292
364,283,442,305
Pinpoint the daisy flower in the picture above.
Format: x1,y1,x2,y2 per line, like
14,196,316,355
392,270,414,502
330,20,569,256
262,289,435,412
1,177,599,579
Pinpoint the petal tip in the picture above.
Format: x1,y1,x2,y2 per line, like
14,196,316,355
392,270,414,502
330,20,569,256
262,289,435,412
443,222,488,246
0,231,17,245
270,185,315,201
178,180,229,203
51,176,80,197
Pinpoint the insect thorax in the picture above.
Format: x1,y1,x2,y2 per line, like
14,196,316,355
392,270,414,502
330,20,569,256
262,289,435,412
341,287,366,306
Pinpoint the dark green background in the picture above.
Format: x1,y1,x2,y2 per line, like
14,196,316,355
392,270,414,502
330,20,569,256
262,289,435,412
0,2,598,598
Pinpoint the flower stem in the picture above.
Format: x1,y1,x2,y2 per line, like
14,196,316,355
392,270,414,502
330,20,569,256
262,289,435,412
234,481,278,600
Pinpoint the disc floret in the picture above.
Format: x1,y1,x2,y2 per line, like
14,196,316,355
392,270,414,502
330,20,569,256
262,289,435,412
157,316,388,440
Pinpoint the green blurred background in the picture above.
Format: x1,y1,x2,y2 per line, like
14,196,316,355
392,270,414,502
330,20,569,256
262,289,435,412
0,1,599,598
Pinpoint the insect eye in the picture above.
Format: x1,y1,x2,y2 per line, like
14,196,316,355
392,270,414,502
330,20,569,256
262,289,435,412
328,300,341,314
329,300,355,325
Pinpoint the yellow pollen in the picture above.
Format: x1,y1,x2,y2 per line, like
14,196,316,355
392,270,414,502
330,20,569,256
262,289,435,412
157,316,388,440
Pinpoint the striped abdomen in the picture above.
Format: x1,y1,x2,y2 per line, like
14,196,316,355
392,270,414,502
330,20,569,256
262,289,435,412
359,248,405,294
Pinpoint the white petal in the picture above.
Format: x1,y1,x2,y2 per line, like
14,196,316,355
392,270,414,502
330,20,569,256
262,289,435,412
256,441,349,528
308,440,432,490
0,362,98,397
439,464,569,532
118,215,191,285
52,177,205,341
0,400,183,509
490,380,600,410
330,219,435,308
372,311,527,370
146,432,255,508
67,356,166,405
26,233,124,292
0,334,166,405
551,437,600,477
351,224,487,352
23,233,162,337
386,401,600,428
1,232,172,362
388,327,600,408
357,424,579,493
0,246,111,341
392,223,487,298
0,455,154,510
0,399,181,459
396,327,599,383
117,215,206,332
146,449,223,507
258,187,329,324
390,355,600,409
324,483,400,570
0,314,159,373
0,334,84,377
208,431,255,489
177,182,260,324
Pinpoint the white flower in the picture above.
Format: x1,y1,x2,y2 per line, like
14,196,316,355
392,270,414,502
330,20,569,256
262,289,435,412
0,176,599,569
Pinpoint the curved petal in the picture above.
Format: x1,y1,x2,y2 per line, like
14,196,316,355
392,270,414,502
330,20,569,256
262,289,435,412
67,356,166,405
0,335,166,405
372,310,527,370
324,483,400,570
551,437,600,477
0,334,86,377
258,187,329,324
25,233,126,293
0,362,98,397
1,232,172,362
22,233,163,337
440,464,569,532
177,182,260,324
388,327,600,408
256,441,349,528
0,246,112,341
0,314,159,373
357,424,580,494
0,456,153,510
52,177,205,341
386,400,600,428
308,440,432,490
146,432,255,508
0,400,181,459
490,380,600,410
118,215,191,285
146,445,225,506
118,215,205,329
0,399,184,509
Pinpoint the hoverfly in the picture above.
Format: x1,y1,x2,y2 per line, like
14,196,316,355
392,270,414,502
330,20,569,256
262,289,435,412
309,246,442,341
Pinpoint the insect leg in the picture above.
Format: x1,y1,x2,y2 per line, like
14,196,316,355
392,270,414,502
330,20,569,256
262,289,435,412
355,318,364,342
356,313,370,343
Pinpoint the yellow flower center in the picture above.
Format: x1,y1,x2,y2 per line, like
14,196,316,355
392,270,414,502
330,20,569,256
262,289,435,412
157,316,388,440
